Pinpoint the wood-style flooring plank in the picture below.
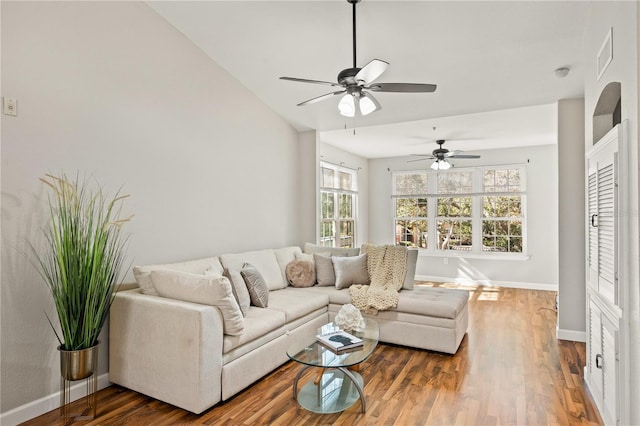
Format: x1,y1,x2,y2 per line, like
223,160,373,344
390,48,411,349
20,283,603,425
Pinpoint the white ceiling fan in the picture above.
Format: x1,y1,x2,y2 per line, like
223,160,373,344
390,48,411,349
279,0,437,118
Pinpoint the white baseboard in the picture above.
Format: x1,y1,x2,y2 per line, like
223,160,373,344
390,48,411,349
0,373,111,426
557,328,586,342
415,274,558,291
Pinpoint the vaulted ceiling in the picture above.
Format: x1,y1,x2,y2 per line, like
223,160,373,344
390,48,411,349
148,1,589,158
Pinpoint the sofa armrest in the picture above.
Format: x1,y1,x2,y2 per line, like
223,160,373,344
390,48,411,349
109,289,224,414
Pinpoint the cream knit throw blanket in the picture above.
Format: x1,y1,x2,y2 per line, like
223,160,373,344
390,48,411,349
349,244,408,314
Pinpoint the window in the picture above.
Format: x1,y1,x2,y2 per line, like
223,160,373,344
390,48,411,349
394,173,428,248
320,163,357,248
392,166,526,256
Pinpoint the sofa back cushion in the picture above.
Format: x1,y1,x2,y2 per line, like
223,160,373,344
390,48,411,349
220,249,285,290
304,242,360,257
404,249,418,290
150,270,244,336
273,246,302,285
133,256,224,295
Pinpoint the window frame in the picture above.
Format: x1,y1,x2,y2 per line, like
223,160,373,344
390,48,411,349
320,162,358,249
392,165,528,259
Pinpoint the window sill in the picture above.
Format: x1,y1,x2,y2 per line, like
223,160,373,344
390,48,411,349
416,249,530,261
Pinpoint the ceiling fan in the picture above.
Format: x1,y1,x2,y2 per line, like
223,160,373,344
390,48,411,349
279,0,437,118
410,140,481,170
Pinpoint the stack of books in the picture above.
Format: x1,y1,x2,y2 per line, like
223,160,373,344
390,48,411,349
316,330,364,353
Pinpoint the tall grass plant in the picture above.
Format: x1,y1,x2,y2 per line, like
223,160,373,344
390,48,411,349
28,173,131,350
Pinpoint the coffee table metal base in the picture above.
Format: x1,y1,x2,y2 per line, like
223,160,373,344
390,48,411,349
293,365,365,414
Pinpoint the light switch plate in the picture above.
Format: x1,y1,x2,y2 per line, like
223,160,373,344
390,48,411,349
3,97,17,116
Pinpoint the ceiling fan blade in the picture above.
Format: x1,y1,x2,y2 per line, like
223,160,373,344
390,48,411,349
407,158,431,163
446,154,481,159
359,91,381,115
355,59,389,84
297,91,345,106
368,83,437,93
410,154,435,158
280,77,343,87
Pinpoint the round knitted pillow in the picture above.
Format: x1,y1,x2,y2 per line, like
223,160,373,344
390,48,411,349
286,260,316,288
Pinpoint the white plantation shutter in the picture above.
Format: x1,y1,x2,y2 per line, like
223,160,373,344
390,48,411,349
588,172,598,278
597,163,616,299
586,138,618,305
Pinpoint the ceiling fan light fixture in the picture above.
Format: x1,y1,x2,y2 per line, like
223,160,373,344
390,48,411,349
431,159,451,170
338,93,356,117
359,92,380,116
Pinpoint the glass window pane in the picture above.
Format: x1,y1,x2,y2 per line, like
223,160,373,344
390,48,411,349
395,173,428,195
437,219,472,251
320,221,335,247
483,170,495,192
339,194,352,219
339,220,354,248
321,192,334,219
438,171,472,194
508,169,521,191
321,167,335,188
395,219,427,248
339,172,352,191
509,237,523,253
437,197,471,218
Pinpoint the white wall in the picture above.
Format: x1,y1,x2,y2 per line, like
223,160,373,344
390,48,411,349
557,98,586,341
0,1,311,417
583,3,639,424
318,142,369,246
368,143,559,288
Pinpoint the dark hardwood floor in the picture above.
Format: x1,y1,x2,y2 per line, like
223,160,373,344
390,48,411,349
21,283,603,425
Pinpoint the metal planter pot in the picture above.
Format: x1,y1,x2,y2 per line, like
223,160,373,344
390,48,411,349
58,343,99,381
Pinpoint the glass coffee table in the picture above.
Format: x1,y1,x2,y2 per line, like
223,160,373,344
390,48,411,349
286,319,379,414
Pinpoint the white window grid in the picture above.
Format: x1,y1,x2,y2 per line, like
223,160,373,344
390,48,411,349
392,165,527,256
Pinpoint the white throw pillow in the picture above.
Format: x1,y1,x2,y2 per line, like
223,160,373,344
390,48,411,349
150,270,244,336
133,256,223,296
333,253,370,289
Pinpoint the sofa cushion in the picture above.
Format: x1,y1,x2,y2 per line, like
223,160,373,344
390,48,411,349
295,252,314,263
267,288,330,322
273,246,302,285
150,270,244,336
220,250,285,290
396,287,468,319
222,307,286,354
133,256,223,296
285,260,316,288
304,242,360,257
240,263,269,308
333,253,370,289
314,254,335,286
403,249,418,290
223,268,251,316
290,286,351,305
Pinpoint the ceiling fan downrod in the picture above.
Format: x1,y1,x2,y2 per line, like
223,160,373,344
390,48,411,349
348,0,361,69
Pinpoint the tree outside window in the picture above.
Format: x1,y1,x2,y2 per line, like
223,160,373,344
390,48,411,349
392,166,526,255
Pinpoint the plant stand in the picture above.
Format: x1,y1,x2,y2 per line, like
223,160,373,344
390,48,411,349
59,344,99,425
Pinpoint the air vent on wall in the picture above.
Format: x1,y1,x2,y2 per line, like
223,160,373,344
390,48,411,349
597,28,613,81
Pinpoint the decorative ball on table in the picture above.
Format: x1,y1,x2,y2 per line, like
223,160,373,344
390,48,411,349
334,303,366,332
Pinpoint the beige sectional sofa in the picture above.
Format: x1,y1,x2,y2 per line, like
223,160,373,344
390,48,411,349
109,245,469,414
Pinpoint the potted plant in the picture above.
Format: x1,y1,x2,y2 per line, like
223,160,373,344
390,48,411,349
28,173,131,381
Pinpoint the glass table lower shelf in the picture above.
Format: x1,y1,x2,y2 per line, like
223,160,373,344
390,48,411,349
295,367,364,414
287,320,379,414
